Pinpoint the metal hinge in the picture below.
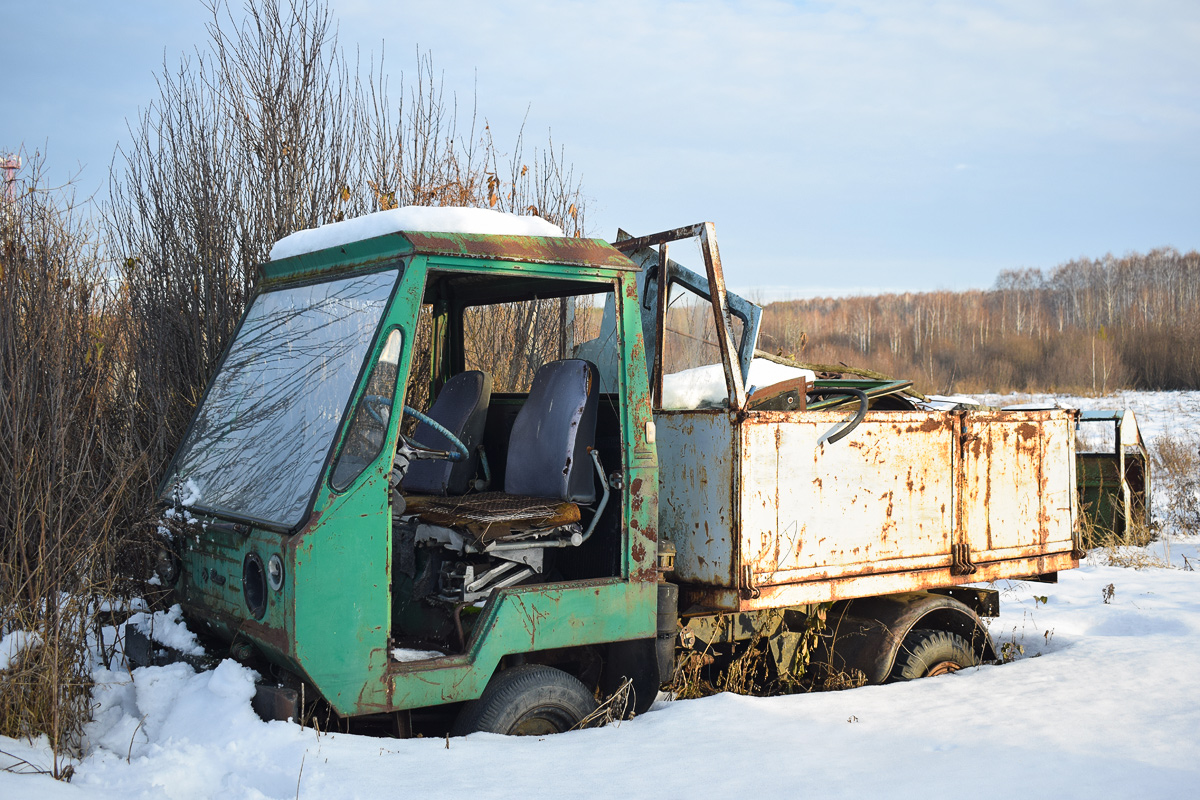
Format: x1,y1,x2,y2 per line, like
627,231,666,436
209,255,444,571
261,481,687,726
739,564,761,599
950,543,977,576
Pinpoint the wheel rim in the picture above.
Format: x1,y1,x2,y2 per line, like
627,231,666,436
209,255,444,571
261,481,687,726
925,660,963,677
508,705,577,736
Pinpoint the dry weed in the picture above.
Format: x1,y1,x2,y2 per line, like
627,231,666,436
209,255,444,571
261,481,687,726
1152,433,1200,537
1079,480,1159,562
573,677,634,730
668,608,847,700
1154,434,1200,476
1093,547,1170,570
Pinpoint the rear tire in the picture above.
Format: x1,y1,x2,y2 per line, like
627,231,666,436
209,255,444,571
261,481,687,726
452,664,597,736
889,628,979,681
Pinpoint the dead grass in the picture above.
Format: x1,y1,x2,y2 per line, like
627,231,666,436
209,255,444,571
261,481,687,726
1154,433,1200,476
1094,548,1170,570
1086,512,1167,569
573,677,634,730
1151,433,1200,538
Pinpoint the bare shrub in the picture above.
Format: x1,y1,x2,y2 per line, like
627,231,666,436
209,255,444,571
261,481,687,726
360,53,586,236
1154,433,1200,478
0,151,150,776
107,0,362,487
1151,433,1200,537
2,0,589,778
108,0,589,486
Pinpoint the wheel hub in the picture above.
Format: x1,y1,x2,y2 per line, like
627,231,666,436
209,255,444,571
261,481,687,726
926,660,962,677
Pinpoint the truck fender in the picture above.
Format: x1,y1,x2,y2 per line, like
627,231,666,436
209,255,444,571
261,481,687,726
602,639,659,715
818,591,997,685
599,582,679,715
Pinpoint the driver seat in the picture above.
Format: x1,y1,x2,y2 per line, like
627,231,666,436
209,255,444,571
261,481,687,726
403,359,599,543
399,370,492,496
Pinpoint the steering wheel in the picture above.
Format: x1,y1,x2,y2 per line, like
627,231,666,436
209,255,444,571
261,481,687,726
364,395,469,463
364,394,393,426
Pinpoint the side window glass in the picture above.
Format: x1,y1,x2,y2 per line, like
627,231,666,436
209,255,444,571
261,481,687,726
331,329,403,490
660,282,743,409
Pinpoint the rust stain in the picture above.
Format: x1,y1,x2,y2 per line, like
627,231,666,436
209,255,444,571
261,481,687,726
918,417,943,433
401,231,634,269
632,566,658,582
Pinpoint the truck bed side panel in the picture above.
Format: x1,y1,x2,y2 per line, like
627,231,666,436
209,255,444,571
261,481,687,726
740,411,956,586
666,408,1079,612
960,410,1076,562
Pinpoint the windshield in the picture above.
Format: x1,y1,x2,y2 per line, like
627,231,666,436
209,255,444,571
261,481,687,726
163,269,400,528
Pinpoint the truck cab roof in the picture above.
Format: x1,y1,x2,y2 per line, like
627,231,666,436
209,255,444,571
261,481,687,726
262,207,640,287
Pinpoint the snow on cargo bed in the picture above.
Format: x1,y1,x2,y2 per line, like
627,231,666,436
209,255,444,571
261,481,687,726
663,358,816,409
269,206,565,261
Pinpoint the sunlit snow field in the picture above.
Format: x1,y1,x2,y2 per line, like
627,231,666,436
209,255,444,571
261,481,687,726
3,391,1199,800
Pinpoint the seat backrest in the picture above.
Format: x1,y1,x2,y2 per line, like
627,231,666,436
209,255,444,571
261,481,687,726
401,370,493,495
504,359,599,503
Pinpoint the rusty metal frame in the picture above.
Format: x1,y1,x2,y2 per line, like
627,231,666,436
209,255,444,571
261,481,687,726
653,243,669,408
698,223,747,410
951,411,977,576
610,223,709,254
614,222,749,410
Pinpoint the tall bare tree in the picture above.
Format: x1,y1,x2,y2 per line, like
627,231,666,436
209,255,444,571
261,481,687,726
108,0,588,477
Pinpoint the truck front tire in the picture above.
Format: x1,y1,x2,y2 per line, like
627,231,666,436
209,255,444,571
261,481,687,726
889,628,980,681
452,664,597,736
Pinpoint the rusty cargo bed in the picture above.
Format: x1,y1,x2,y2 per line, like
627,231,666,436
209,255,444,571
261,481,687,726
658,406,1080,614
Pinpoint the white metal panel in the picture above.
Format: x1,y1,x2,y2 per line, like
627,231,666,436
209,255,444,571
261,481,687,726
739,411,957,587
960,410,1076,562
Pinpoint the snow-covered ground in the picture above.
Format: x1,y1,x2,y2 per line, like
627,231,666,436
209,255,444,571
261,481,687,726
3,391,1199,800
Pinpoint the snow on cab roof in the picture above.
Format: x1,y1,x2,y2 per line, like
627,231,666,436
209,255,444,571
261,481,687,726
269,206,565,261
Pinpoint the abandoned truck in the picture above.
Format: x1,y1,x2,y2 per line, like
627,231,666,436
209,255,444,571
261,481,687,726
138,210,1134,736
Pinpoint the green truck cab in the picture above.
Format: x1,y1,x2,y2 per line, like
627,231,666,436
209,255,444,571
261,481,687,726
155,225,664,731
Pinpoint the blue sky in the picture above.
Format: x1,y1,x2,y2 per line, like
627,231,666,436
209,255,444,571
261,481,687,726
3,0,1197,295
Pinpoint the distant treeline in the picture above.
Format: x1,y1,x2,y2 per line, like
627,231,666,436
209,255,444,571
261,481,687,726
759,247,1200,395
